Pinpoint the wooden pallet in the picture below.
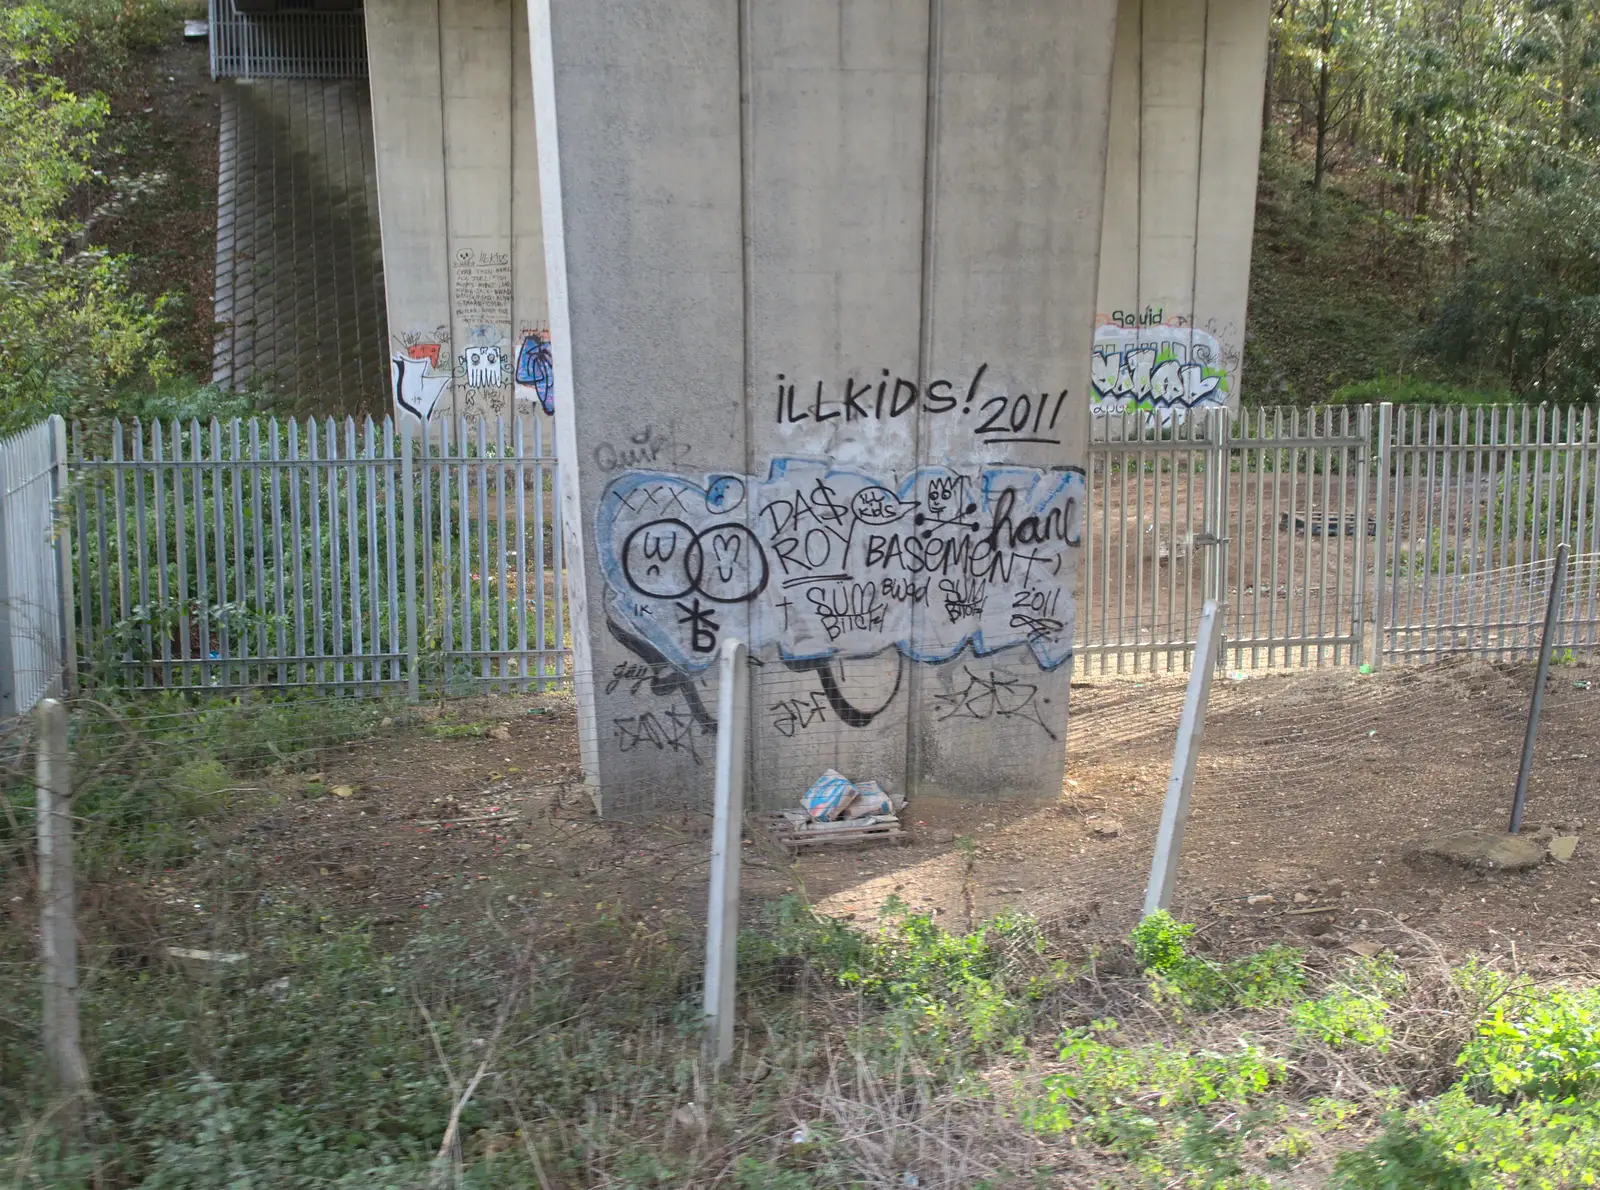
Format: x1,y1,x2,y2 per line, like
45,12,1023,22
754,810,909,853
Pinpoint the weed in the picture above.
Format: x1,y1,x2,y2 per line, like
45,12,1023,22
1331,1113,1477,1189
1132,909,1195,974
1134,912,1307,1015
1028,1022,1281,1183
1457,986,1600,1103
1292,985,1394,1052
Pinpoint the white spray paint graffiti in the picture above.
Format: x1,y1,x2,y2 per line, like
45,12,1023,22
460,344,510,389
1091,325,1230,413
596,459,1083,674
390,355,451,423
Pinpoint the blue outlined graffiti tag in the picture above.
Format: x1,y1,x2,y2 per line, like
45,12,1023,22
595,459,1083,673
515,330,555,415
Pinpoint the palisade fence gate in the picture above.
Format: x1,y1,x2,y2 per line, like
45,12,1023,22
69,415,567,695
1080,402,1600,672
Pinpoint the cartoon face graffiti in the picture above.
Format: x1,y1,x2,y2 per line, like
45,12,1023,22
460,345,508,389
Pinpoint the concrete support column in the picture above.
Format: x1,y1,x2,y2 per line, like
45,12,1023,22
367,0,553,427
532,0,1119,814
1092,0,1270,415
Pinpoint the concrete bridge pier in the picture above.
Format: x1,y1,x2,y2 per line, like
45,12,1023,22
360,0,1271,813
1093,0,1271,416
532,1,1119,815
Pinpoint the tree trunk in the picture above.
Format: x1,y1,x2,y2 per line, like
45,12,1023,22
1263,27,1276,134
1313,55,1332,190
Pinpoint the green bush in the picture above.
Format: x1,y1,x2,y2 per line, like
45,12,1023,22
1332,1113,1477,1189
1330,376,1515,407
1423,179,1600,403
1458,987,1600,1102
1132,909,1196,974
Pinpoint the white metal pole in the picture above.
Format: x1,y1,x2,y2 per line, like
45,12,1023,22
1143,601,1223,916
702,636,748,1068
36,696,89,1127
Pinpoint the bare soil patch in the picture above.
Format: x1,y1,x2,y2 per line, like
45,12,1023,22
151,660,1599,973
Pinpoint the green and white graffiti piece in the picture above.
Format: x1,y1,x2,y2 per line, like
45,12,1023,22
1090,325,1230,415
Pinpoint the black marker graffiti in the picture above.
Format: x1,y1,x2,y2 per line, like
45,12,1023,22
771,362,1070,446
605,617,716,730
594,426,693,473
770,690,829,737
613,706,701,763
932,667,1057,740
938,576,986,622
783,653,904,729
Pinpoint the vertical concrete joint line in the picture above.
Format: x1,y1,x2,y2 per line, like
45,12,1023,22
904,0,944,796
735,0,757,756
1134,0,1143,318
435,0,453,422
737,0,754,484
1189,0,1212,331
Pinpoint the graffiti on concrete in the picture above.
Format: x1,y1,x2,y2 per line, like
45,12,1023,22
515,328,554,415
595,458,1084,674
769,363,1072,447
459,343,509,390
390,330,452,423
1091,325,1229,413
932,665,1056,739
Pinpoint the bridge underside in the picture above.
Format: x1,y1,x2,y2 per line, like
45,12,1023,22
210,47,388,411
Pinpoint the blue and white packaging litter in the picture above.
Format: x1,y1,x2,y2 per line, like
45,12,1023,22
844,780,892,818
802,769,857,821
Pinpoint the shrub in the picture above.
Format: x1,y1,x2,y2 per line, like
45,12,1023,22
1332,1113,1477,1189
1457,987,1600,1102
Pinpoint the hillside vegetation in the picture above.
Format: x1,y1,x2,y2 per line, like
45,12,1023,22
1249,0,1600,406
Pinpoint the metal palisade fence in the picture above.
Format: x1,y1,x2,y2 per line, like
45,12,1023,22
70,414,566,695
1079,402,1599,672
23,402,1600,700
1373,404,1600,663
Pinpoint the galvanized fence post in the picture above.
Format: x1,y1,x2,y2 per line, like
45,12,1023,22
1371,403,1392,669
401,422,419,703
703,636,749,1068
1351,404,1372,669
1143,600,1223,916
49,417,76,696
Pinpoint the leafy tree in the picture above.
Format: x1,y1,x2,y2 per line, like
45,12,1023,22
1424,176,1600,398
0,3,170,431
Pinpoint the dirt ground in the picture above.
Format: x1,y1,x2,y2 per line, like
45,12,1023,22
166,658,1599,974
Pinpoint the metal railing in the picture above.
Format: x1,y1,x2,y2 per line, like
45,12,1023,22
208,0,368,80
0,417,72,714
70,415,566,695
1081,403,1597,673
